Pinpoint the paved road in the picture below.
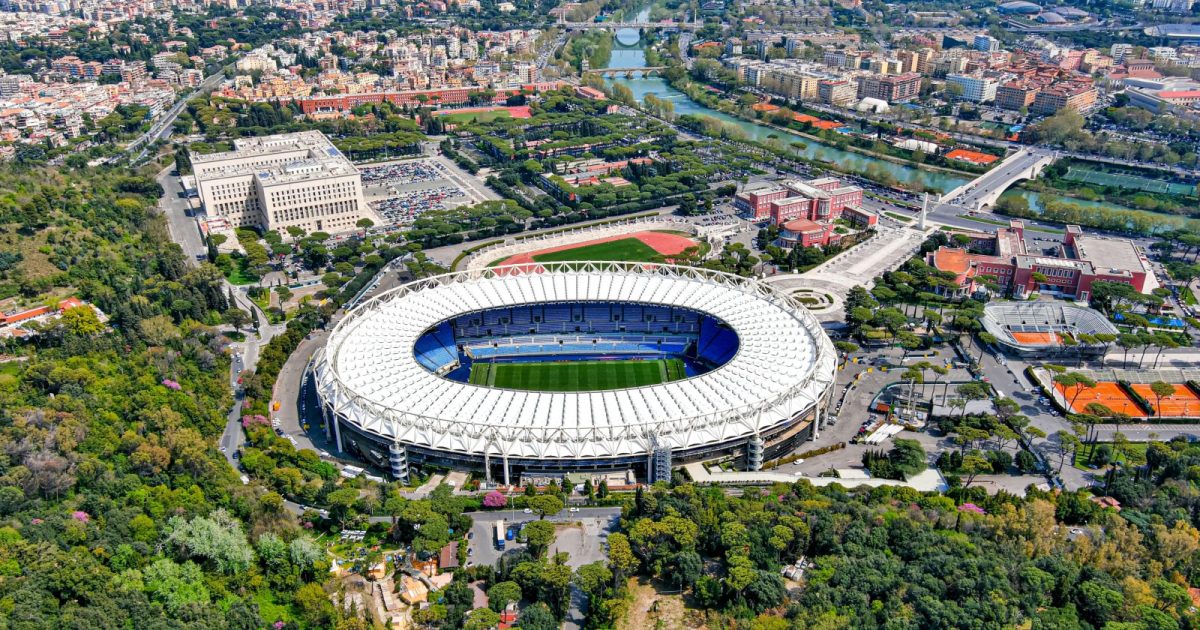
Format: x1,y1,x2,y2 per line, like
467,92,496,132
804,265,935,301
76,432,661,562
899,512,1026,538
157,167,208,264
764,223,931,321
1091,424,1200,442
792,97,1198,179
462,506,619,630
129,69,228,163
217,285,288,475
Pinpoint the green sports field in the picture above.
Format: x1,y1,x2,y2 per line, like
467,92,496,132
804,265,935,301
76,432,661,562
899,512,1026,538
469,358,686,391
1064,166,1195,197
531,238,663,264
438,110,512,124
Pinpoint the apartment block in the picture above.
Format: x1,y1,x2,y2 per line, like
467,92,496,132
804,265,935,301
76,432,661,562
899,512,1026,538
855,72,921,103
947,73,999,103
762,68,821,101
995,81,1039,110
1031,82,1097,114
818,79,857,106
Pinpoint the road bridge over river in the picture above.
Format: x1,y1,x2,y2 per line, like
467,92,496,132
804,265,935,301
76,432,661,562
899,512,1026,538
937,147,1059,212
559,20,702,30
584,66,666,77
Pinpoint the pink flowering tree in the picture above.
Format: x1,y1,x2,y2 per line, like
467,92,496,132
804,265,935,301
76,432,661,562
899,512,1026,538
242,414,270,428
161,378,182,391
483,491,507,508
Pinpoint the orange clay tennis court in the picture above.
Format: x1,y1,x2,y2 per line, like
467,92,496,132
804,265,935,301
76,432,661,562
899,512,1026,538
1055,381,1148,417
1129,384,1200,417
1011,331,1061,346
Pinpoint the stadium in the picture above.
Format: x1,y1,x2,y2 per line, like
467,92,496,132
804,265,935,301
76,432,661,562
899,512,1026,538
313,262,838,484
981,302,1118,358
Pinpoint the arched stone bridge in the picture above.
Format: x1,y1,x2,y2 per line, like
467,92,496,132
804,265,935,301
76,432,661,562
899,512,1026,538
583,66,667,77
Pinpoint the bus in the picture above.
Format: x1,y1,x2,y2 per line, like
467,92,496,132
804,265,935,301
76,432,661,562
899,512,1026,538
494,521,505,550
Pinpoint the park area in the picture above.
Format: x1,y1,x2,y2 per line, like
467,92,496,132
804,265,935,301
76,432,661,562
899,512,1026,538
434,106,532,124
493,231,699,266
469,358,685,392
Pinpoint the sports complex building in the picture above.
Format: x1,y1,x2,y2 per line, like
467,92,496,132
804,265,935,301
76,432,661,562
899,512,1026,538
981,301,1119,359
313,263,838,484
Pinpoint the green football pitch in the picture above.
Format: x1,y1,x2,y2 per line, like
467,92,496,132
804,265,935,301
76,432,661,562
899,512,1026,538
469,358,686,391
438,109,512,124
531,238,663,264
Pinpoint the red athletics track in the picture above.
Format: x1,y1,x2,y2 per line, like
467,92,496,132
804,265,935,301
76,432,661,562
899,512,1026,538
495,231,697,266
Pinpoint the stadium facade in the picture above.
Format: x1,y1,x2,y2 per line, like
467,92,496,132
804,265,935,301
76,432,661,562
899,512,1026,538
313,263,838,484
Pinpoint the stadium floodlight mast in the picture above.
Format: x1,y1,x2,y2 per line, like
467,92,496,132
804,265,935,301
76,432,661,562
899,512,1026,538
313,262,837,480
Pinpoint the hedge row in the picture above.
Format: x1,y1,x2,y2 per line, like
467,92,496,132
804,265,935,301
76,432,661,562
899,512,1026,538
1117,380,1156,415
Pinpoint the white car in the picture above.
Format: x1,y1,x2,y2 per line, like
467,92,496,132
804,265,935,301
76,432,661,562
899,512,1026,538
523,508,532,514
568,507,580,513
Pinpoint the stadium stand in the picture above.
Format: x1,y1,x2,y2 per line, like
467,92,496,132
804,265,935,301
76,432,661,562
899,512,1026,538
413,321,459,373
415,302,733,381
981,302,1118,358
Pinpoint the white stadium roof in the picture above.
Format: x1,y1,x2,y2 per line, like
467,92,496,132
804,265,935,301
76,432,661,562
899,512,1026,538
314,263,837,462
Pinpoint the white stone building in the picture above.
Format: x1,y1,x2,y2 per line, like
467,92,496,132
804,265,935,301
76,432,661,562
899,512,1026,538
190,131,372,237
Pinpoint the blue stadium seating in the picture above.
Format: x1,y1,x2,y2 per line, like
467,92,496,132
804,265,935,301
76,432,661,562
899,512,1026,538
696,318,738,366
414,321,458,372
415,302,735,379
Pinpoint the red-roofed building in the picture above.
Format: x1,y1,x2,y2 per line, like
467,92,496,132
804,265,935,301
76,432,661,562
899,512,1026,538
733,184,790,220
498,603,520,629
438,542,459,571
777,218,839,248
574,86,606,101
737,177,865,248
927,221,1158,300
1157,90,1200,104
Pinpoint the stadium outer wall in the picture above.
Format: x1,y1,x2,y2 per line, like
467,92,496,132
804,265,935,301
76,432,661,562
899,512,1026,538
312,263,838,484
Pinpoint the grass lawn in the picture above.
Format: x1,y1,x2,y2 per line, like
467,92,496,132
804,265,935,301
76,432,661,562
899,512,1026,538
439,109,512,124
225,261,259,286
884,212,912,223
470,358,684,391
1073,441,1149,470
249,590,296,625
1183,286,1198,306
532,237,665,263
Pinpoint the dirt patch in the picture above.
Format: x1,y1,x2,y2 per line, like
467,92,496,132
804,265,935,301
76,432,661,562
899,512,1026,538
0,225,60,281
496,231,697,266
619,577,707,630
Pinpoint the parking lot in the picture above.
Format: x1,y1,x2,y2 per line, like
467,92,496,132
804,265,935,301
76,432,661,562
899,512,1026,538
359,158,477,225
464,507,619,569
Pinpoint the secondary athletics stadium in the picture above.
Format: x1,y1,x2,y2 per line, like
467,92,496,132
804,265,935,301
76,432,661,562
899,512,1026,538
313,262,837,484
